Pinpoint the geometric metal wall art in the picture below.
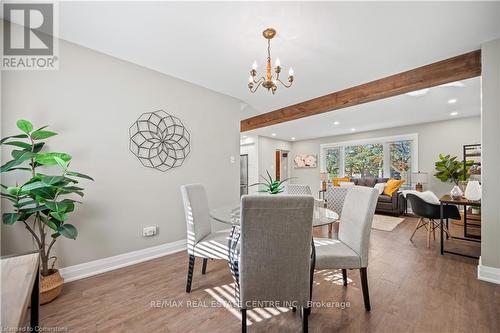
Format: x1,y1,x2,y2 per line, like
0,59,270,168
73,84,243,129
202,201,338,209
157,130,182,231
129,110,191,172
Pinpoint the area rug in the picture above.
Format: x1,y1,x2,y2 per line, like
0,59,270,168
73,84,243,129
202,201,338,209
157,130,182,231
371,214,405,231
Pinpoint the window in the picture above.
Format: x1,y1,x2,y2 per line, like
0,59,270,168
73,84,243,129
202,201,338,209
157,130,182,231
325,147,341,178
389,140,412,188
320,134,418,183
344,144,384,178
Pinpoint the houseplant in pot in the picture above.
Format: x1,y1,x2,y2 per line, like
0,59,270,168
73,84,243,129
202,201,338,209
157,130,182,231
1,119,94,304
434,154,473,199
250,170,293,194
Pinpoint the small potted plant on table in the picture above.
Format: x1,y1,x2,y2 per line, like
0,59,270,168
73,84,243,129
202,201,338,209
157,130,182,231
1,119,93,304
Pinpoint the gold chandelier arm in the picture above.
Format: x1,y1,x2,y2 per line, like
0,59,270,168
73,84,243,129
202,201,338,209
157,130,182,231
250,79,265,93
277,78,293,88
253,76,265,84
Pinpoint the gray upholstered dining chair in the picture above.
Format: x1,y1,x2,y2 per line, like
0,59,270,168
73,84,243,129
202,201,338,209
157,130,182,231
228,195,315,333
180,184,229,292
324,186,348,233
285,183,312,195
314,186,379,311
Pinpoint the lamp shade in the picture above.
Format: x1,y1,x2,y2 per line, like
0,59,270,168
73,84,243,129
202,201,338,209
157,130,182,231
320,172,328,181
411,172,428,184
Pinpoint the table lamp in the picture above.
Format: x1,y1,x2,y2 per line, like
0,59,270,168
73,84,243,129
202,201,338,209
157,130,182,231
320,172,328,191
411,172,428,192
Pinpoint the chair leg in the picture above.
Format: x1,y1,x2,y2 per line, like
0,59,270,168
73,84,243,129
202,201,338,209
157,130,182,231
241,309,247,333
202,258,208,275
342,269,348,286
360,267,371,311
302,307,310,333
409,218,423,242
427,219,431,248
186,255,195,293
328,223,333,235
432,219,436,240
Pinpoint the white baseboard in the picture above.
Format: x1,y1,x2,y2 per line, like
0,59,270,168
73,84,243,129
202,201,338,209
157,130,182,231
60,239,186,282
477,257,500,285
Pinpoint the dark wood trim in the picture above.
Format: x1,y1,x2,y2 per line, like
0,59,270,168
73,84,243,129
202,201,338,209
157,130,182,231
275,151,281,180
241,50,481,132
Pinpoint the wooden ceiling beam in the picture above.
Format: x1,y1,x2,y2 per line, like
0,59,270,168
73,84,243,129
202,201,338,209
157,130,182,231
241,50,481,132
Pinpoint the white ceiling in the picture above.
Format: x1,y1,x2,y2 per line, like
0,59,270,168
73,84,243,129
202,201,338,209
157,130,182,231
55,1,499,119
244,77,481,141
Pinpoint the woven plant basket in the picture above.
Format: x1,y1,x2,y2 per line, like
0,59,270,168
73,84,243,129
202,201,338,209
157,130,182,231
40,269,64,305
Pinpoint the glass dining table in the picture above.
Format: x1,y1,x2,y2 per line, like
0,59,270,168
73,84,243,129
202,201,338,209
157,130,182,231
210,205,339,227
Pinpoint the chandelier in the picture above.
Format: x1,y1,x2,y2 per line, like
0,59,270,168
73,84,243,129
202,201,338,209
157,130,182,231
248,28,294,94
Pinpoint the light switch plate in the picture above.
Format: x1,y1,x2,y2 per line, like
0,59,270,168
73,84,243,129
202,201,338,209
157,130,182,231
143,226,157,237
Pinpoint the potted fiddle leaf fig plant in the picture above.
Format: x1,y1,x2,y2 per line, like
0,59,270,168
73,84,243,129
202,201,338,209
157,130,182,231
434,153,473,198
250,170,293,194
1,119,94,304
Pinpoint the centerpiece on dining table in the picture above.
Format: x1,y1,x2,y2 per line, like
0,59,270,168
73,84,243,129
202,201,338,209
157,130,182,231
250,170,293,194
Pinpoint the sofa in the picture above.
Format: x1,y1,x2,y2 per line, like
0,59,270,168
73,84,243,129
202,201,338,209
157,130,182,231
351,177,406,216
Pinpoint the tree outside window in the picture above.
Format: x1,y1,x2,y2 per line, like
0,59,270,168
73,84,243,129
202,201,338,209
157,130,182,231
344,144,383,178
389,140,412,187
326,147,340,178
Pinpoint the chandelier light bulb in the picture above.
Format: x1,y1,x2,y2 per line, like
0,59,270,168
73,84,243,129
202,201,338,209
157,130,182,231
275,58,281,67
289,67,294,76
252,61,258,70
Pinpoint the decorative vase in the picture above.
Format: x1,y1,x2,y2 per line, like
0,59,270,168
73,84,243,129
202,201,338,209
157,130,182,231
40,269,64,304
450,185,463,199
464,180,481,201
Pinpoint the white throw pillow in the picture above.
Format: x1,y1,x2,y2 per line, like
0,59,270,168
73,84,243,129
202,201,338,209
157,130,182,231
374,182,386,195
339,182,355,188
402,190,440,205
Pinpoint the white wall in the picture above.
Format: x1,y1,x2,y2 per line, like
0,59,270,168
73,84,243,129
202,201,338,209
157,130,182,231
258,136,292,180
480,39,500,273
290,117,481,196
240,135,259,194
1,40,241,267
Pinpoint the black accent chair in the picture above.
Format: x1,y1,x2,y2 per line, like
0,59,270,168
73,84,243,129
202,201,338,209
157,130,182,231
406,193,460,247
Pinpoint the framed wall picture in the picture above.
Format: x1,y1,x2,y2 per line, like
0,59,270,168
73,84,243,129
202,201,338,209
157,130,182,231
294,154,317,168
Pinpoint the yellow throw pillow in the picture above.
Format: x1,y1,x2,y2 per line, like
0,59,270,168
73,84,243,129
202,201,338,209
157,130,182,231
333,177,350,186
383,179,405,196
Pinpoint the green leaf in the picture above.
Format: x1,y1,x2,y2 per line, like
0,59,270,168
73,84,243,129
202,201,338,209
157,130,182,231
16,120,33,134
66,171,94,181
21,181,51,192
6,186,21,195
0,151,35,172
30,186,57,200
41,175,65,185
58,224,77,239
3,141,32,149
0,134,29,144
2,213,19,225
40,215,59,231
50,211,68,222
32,142,45,153
36,152,72,166
20,205,48,214
31,130,57,140
11,150,35,160
53,156,68,170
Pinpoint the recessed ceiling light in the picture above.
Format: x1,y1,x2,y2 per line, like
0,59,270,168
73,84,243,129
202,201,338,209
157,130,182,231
350,128,356,132
333,121,340,125
448,99,457,104
271,133,276,137
291,137,296,140
450,111,459,116
406,88,429,97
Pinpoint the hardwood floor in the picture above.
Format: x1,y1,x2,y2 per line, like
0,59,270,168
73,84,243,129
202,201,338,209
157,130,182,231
39,217,499,332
